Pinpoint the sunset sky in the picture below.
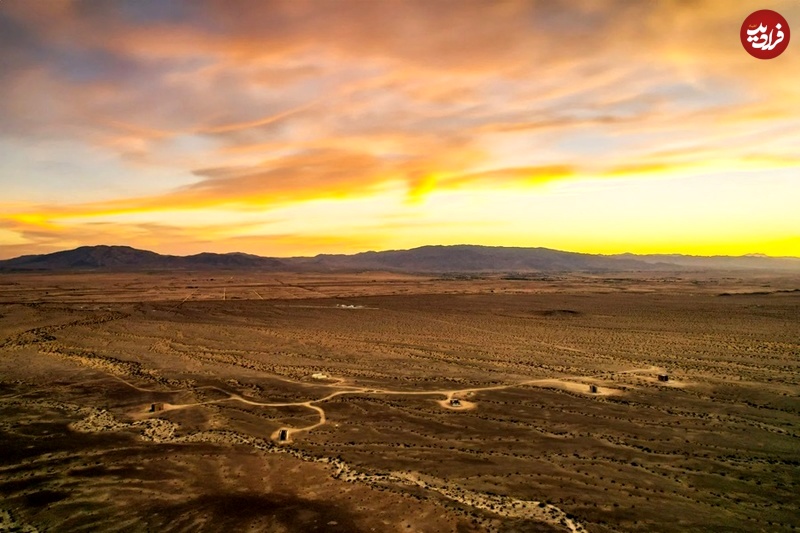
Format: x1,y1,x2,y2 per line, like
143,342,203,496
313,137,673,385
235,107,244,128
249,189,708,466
1,0,798,259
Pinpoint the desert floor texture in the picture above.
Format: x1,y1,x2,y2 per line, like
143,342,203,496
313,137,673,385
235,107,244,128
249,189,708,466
0,271,798,532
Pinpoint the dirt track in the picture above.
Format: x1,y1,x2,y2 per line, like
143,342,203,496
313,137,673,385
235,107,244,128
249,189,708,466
150,371,634,440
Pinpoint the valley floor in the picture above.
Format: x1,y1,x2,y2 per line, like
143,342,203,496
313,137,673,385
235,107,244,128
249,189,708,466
1,271,799,532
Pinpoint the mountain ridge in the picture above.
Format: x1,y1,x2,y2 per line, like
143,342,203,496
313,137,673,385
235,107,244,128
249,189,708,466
1,244,798,273
0,245,286,271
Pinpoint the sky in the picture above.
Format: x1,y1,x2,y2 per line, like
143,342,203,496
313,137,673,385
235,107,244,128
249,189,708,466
1,0,799,259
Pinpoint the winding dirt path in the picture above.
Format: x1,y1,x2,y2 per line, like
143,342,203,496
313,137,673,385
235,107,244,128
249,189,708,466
66,364,654,533
151,369,645,440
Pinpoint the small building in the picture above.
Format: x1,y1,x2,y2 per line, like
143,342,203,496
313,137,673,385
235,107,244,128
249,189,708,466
149,403,164,412
658,374,669,382
589,384,598,394
278,429,288,441
449,398,462,407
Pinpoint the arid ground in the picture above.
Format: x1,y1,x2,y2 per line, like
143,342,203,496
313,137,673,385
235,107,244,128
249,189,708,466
1,271,798,532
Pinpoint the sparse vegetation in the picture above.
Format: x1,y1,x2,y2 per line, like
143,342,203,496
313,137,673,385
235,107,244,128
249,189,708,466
0,271,798,532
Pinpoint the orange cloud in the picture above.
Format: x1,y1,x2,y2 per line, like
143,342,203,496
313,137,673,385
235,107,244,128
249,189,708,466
197,99,323,135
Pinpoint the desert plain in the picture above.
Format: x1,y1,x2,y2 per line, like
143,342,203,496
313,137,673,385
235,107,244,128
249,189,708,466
0,270,798,532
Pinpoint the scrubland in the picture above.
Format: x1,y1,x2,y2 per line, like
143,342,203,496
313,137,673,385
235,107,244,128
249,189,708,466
1,271,798,532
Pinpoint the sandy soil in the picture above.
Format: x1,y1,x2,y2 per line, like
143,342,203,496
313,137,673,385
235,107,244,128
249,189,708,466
1,270,799,532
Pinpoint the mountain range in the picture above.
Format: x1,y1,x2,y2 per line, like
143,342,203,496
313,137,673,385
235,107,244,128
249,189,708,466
0,245,798,273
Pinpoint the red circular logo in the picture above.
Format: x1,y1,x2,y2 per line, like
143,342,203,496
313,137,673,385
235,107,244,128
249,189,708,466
741,10,790,59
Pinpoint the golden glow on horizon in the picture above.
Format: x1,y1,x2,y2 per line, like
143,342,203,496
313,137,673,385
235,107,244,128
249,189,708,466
2,165,798,258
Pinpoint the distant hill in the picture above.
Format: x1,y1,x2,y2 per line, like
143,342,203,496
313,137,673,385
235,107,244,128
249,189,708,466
291,245,669,272
615,253,800,271
0,245,286,271
0,244,797,273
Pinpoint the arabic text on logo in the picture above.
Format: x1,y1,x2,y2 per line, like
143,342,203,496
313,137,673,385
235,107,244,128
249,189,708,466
741,10,790,59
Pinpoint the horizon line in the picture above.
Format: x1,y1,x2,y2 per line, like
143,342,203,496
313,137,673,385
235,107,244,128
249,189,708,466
2,243,799,262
